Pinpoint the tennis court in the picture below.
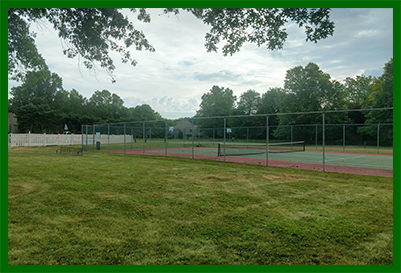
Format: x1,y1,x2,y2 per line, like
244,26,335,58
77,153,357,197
107,141,392,177
87,108,393,177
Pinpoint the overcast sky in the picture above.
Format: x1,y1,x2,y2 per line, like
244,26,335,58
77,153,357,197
8,8,393,119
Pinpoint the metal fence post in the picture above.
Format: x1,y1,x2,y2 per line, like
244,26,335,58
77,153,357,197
124,123,126,154
322,111,325,172
143,122,145,155
81,125,83,150
224,117,226,162
165,121,168,157
191,119,195,159
266,115,269,167
93,125,95,151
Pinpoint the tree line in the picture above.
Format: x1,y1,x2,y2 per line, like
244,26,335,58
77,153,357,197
196,59,392,122
194,59,393,145
9,58,392,143
8,70,162,133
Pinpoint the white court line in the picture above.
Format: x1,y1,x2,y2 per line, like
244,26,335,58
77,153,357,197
317,155,367,163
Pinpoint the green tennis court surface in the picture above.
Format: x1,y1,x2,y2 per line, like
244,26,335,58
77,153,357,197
147,146,392,170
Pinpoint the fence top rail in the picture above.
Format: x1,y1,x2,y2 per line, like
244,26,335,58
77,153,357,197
90,107,393,127
86,122,393,131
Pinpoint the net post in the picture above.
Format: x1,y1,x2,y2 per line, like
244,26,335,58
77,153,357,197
322,111,326,172
108,124,110,152
266,115,269,166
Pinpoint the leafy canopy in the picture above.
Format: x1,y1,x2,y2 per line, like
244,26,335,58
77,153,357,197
8,8,335,80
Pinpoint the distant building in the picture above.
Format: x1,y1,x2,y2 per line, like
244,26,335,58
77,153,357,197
8,113,18,133
172,120,197,139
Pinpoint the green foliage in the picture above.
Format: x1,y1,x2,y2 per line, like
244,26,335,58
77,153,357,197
8,8,155,80
357,59,393,143
272,63,350,141
129,104,163,122
8,9,48,80
8,69,161,133
344,75,374,108
182,8,334,56
196,85,237,135
8,8,335,79
197,85,237,118
236,89,261,116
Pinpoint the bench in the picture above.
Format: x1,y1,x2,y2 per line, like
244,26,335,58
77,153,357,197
56,146,83,156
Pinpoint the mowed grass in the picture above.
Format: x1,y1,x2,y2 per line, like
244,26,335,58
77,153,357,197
8,147,393,265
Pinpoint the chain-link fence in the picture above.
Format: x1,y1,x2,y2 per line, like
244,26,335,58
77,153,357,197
83,108,393,176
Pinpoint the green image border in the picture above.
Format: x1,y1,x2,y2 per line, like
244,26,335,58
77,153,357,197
1,1,399,272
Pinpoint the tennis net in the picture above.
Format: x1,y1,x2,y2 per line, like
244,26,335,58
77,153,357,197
217,141,305,157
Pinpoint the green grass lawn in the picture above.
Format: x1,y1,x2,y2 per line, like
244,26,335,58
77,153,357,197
8,147,393,265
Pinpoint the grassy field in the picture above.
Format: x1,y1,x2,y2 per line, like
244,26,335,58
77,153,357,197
8,146,393,265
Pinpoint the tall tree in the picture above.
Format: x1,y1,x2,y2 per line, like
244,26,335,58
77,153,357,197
196,85,236,118
9,69,63,107
9,69,64,132
274,63,349,142
357,59,393,144
344,75,374,109
364,58,393,113
257,87,286,126
9,8,335,80
236,89,261,116
228,90,262,139
88,90,127,123
129,104,163,122
196,85,236,137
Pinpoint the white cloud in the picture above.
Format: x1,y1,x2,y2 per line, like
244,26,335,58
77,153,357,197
8,8,393,119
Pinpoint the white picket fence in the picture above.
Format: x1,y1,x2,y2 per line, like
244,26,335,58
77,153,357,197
82,134,134,145
8,133,82,148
